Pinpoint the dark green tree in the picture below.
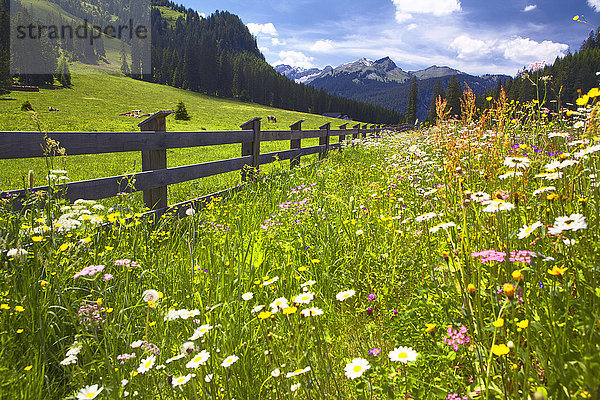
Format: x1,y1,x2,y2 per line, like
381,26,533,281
174,100,191,120
427,80,445,125
406,77,418,125
55,56,72,87
445,75,462,118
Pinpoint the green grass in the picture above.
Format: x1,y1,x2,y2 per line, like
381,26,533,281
0,64,359,203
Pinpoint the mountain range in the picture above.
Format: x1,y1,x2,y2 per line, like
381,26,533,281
275,57,510,121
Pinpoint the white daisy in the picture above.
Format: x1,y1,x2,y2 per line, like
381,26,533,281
532,186,556,196
300,280,316,287
415,212,438,222
482,200,515,213
344,358,371,379
242,292,254,301
471,192,491,203
503,156,530,169
189,325,213,341
165,354,186,364
388,346,418,363
172,374,192,387
142,289,160,303
300,307,324,317
137,355,156,374
429,222,456,233
221,355,239,368
335,289,356,302
262,277,279,286
251,305,265,313
293,292,315,305
285,366,311,378
271,368,281,378
544,160,561,172
130,340,145,348
269,297,289,311
548,214,587,235
290,383,301,392
517,221,544,239
498,171,523,180
186,350,210,369
76,384,103,400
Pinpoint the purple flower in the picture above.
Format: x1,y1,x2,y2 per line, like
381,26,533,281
393,309,398,315
73,265,105,279
369,348,381,356
368,293,376,302
443,325,471,351
366,307,374,316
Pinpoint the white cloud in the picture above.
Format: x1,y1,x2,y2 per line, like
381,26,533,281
450,35,493,59
271,37,285,46
500,37,568,64
523,5,537,12
588,0,600,11
198,12,206,18
310,39,334,52
392,0,461,22
247,22,278,37
406,24,418,31
274,50,315,68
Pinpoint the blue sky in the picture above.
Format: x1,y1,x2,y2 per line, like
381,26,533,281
185,0,600,76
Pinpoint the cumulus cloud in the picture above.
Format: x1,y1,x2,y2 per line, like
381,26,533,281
406,23,418,31
247,22,278,37
450,35,493,59
392,0,461,22
274,50,315,68
500,37,568,64
310,39,334,52
271,37,285,46
588,0,600,11
523,5,537,12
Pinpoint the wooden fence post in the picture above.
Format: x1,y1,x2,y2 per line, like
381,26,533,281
352,123,360,140
362,124,368,139
319,122,330,160
139,110,172,210
240,117,262,181
290,119,304,169
339,123,348,145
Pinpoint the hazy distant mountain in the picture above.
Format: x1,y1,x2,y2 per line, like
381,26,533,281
276,57,510,121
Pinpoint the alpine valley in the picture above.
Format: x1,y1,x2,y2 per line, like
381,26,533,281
275,57,510,121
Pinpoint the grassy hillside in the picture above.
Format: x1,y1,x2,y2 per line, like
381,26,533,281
0,65,361,204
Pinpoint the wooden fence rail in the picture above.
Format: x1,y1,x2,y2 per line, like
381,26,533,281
0,112,396,215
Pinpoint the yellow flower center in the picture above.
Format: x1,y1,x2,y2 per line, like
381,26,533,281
353,366,362,372
399,352,407,358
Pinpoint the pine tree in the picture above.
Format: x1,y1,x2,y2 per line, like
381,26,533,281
445,75,462,119
427,80,445,125
406,77,418,125
55,56,71,87
120,41,130,76
0,0,9,94
174,100,191,120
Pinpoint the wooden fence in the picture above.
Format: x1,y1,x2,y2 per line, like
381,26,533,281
0,112,409,217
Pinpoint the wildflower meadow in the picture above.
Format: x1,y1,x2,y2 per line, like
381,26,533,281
1,87,600,399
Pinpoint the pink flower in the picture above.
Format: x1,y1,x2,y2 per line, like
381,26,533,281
103,274,114,281
73,265,105,279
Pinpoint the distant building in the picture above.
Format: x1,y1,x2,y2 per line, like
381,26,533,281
322,112,351,120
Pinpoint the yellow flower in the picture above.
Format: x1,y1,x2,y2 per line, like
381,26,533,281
24,365,33,371
96,298,103,306
486,96,493,101
149,321,156,327
467,284,476,295
576,95,590,106
547,193,559,201
517,319,529,329
15,306,24,312
573,15,580,21
258,311,272,320
59,243,69,252
106,308,114,313
588,87,600,98
1,304,10,310
491,344,510,356
503,283,515,299
16,329,23,334
548,266,568,276
492,318,504,328
283,306,297,315
298,267,308,272
31,236,44,242
425,323,435,333
512,270,523,282
104,246,114,251
147,300,156,308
